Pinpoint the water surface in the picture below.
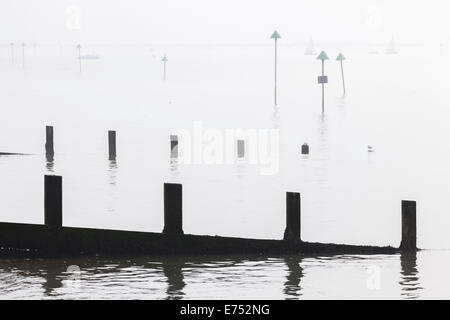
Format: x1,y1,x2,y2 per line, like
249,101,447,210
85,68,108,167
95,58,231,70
1,44,449,298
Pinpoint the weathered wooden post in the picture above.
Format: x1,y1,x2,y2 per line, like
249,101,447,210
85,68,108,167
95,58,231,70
284,192,301,242
44,175,62,227
45,126,54,156
170,135,178,158
400,200,417,251
108,130,116,160
163,183,183,235
301,143,309,155
237,139,245,158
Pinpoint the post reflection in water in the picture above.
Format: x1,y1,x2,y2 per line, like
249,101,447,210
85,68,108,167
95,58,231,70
107,159,118,214
169,158,179,176
399,252,423,299
314,113,330,189
0,256,188,299
337,96,347,112
272,105,280,129
235,162,246,180
45,155,54,173
284,255,303,299
234,163,247,204
162,258,186,300
108,159,118,187
0,259,65,298
0,253,433,299
41,264,66,297
318,113,328,143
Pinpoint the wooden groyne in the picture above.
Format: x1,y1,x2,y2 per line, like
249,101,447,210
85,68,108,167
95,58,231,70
0,175,416,258
0,222,399,258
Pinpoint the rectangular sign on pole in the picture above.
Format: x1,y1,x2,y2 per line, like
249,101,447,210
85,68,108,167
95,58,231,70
318,76,328,84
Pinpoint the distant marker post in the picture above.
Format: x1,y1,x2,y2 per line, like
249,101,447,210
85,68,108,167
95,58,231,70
270,30,281,105
21,42,25,67
317,51,329,113
162,54,168,81
336,53,346,95
10,42,14,65
77,44,82,72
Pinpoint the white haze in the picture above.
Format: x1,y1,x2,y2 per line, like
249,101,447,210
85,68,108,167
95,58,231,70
0,0,449,45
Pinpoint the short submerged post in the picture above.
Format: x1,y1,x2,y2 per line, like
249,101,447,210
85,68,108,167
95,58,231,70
170,135,178,158
163,183,183,235
108,130,116,160
237,139,245,158
400,200,417,251
45,126,54,156
44,175,62,227
301,143,309,155
284,192,301,242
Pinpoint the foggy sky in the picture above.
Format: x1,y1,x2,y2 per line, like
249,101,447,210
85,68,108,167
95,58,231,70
0,0,448,45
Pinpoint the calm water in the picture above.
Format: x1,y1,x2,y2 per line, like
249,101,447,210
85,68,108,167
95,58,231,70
1,43,450,299
0,251,448,299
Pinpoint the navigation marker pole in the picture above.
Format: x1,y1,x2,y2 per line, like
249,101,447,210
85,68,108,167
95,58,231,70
10,42,14,65
270,30,281,105
162,54,168,81
336,53,346,95
317,51,329,113
77,44,82,73
21,42,25,68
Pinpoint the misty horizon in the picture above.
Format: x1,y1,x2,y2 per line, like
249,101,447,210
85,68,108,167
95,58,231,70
1,0,449,45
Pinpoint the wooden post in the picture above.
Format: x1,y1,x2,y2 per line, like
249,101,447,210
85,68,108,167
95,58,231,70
170,135,178,158
301,143,309,155
163,183,183,235
45,126,54,156
284,192,301,242
237,139,245,158
44,175,62,227
400,200,417,251
108,130,116,160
